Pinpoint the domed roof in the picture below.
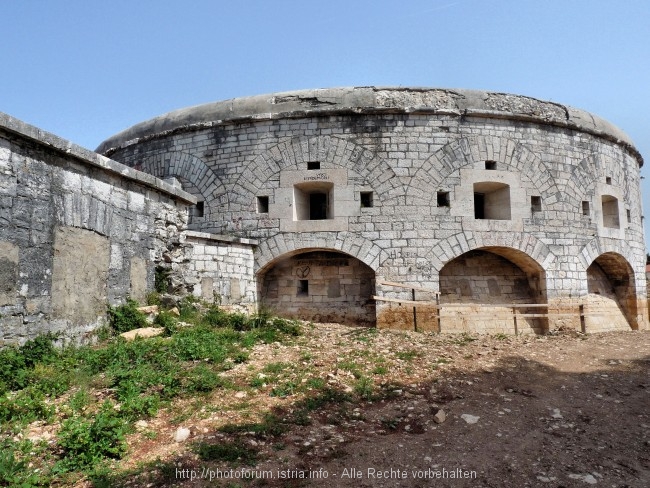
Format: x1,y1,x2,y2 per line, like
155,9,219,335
96,87,640,164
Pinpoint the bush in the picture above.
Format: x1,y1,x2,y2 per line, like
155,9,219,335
0,439,46,487
107,299,147,333
154,310,177,335
154,267,170,294
0,347,28,394
202,305,229,327
20,333,59,368
0,388,55,423
0,333,60,394
145,291,162,306
178,295,202,322
184,364,223,393
57,401,129,471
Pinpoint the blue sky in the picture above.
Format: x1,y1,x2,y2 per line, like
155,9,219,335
2,0,649,245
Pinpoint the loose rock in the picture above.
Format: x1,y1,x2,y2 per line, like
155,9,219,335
461,414,480,424
174,427,190,442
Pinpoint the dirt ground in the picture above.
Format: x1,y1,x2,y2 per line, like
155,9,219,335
112,326,650,488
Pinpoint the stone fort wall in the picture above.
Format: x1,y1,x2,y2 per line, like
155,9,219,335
97,87,648,333
0,114,201,344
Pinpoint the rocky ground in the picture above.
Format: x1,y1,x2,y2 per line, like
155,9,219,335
96,325,650,488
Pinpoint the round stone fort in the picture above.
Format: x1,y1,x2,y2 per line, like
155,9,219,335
97,87,647,334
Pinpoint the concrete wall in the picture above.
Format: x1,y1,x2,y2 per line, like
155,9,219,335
0,113,194,345
99,88,648,333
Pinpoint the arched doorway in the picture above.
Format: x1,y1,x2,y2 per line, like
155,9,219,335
258,250,376,326
439,247,547,334
586,253,637,330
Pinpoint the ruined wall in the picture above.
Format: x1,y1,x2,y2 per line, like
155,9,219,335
98,88,648,333
0,114,194,345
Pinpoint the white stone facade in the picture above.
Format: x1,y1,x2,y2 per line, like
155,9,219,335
98,87,648,333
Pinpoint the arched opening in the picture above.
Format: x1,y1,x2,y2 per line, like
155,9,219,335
258,250,376,326
439,247,547,334
586,253,637,330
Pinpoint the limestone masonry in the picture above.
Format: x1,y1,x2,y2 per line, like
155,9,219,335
1,87,647,343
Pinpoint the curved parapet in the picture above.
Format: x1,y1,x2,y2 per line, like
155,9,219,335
96,87,642,166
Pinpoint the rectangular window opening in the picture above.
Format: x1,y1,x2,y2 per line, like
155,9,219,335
606,176,612,185
437,191,450,207
257,196,269,213
293,182,333,221
360,191,374,208
307,161,321,170
531,196,542,213
297,279,309,296
309,192,328,220
195,201,204,218
485,160,497,170
582,201,590,216
627,209,631,223
473,182,511,220
602,195,620,228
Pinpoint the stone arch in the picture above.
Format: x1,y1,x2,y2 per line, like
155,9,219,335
257,248,376,326
422,231,555,276
256,232,384,274
407,135,560,207
135,151,227,222
229,136,405,214
578,237,642,278
564,153,626,210
438,246,548,334
585,252,638,330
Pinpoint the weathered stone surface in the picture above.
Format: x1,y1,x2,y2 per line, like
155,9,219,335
119,327,163,341
0,114,193,345
51,226,110,325
0,241,18,306
130,256,148,303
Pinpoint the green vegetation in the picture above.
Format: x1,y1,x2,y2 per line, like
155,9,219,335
395,349,422,361
0,298,302,485
107,299,148,333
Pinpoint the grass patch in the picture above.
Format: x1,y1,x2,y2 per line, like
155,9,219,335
0,303,302,482
372,365,388,375
395,349,422,361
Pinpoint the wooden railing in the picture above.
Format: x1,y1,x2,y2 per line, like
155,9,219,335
374,280,591,334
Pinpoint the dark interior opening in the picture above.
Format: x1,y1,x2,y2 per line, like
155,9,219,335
360,191,373,208
310,193,328,220
297,279,309,296
474,193,485,219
